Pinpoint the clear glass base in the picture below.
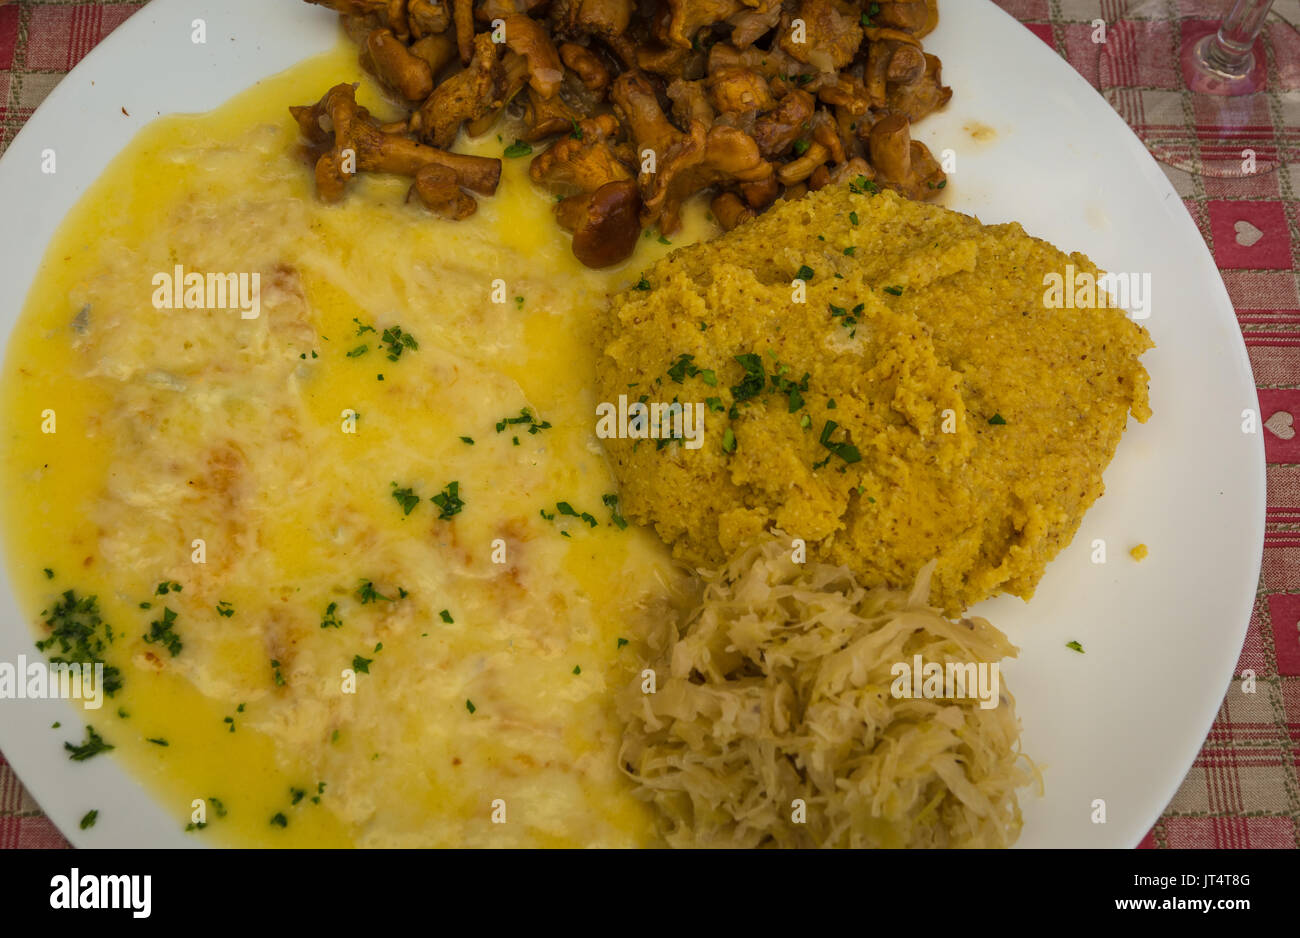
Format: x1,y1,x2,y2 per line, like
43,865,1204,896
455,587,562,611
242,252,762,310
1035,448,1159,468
1100,17,1284,179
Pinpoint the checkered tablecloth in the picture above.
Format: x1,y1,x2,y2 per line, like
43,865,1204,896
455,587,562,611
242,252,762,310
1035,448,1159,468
0,0,1296,849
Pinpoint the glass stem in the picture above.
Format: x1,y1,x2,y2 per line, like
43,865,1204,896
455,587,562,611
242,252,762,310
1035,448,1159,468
1203,0,1274,74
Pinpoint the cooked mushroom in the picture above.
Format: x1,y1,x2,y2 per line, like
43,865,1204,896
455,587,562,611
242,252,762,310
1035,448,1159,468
291,82,501,209
706,67,775,114
667,78,714,126
408,0,451,37
657,0,747,50
409,162,479,218
559,42,612,93
611,70,684,164
529,114,634,194
503,14,565,98
297,0,951,267
551,0,637,67
410,32,504,148
642,120,772,234
409,33,458,78
868,113,945,200
710,190,754,230
477,0,549,21
558,179,642,267
885,52,952,123
750,88,816,158
364,28,435,101
875,0,939,37
777,0,863,71
726,1,782,50
466,49,531,136
452,0,475,63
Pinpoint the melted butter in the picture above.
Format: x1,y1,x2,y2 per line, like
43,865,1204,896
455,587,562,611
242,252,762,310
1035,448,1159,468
0,37,710,846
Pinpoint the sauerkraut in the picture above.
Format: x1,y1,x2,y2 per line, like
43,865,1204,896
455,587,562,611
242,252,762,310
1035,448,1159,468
619,534,1036,848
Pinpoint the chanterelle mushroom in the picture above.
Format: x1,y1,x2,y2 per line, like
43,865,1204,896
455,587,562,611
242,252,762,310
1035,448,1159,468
290,82,501,217
778,0,863,71
656,0,747,50
558,179,642,267
642,119,772,234
868,113,945,200
410,32,505,148
364,28,434,102
550,0,636,66
885,52,952,123
529,114,634,195
611,70,684,166
707,67,775,115
503,14,565,99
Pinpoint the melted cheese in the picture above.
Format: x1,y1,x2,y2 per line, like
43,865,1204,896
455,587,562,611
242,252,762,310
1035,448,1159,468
0,39,712,846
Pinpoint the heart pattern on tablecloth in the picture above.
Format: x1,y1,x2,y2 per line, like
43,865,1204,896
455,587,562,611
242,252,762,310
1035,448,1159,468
1235,220,1264,247
1265,410,1295,439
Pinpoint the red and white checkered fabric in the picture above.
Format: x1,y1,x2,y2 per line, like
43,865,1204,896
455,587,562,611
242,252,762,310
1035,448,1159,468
0,0,1295,849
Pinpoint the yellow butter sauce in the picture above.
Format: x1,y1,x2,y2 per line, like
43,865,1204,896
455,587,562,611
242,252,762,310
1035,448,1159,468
0,36,712,846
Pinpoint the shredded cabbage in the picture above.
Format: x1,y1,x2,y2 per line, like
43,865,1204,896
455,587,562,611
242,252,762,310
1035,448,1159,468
619,534,1036,848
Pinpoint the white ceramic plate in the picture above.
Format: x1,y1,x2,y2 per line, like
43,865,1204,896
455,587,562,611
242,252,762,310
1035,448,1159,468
0,0,1263,848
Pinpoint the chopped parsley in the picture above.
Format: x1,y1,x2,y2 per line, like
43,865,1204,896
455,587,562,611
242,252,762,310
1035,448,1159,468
65,725,113,761
602,493,628,530
503,140,533,158
1066,640,1085,653
667,353,701,384
440,609,454,623
730,353,765,403
722,427,737,453
36,589,122,696
79,810,98,830
849,175,879,195
843,246,857,256
346,345,368,358
883,285,904,296
817,420,861,464
572,665,581,675
321,601,343,629
155,580,182,595
270,813,288,828
43,568,54,580
617,637,629,649
849,211,859,225
146,737,168,747
465,699,476,714
216,600,234,618
142,607,182,657
352,655,372,674
431,481,465,520
634,276,651,291
355,580,394,604
460,436,475,445
988,414,1007,425
380,325,419,361
495,408,551,435
795,265,814,282
792,138,811,156
390,482,421,516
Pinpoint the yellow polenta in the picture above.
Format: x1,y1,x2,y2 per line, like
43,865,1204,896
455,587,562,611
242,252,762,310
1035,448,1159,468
596,186,1153,613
